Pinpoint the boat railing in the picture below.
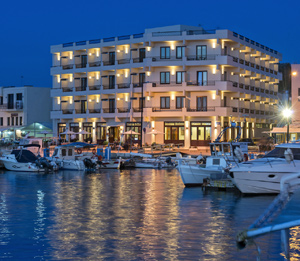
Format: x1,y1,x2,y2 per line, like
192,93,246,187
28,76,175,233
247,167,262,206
236,173,300,254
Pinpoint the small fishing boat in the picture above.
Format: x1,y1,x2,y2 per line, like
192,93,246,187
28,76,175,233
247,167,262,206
177,122,249,186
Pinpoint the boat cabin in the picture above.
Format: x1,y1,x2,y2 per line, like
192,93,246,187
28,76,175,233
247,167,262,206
209,142,248,157
52,142,96,160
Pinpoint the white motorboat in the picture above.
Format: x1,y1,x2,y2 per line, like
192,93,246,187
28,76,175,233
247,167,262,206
178,141,248,186
0,144,57,172
230,143,300,194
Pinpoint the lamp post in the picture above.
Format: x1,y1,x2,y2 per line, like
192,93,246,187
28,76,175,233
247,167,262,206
282,108,293,143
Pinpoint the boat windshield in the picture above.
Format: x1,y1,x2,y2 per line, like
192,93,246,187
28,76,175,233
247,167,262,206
264,147,300,160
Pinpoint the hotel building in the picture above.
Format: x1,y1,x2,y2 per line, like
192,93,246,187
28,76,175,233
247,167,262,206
50,25,282,147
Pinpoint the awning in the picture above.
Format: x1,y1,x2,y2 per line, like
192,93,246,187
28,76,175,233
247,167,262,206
270,126,300,134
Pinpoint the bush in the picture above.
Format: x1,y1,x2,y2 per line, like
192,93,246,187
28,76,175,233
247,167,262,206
151,142,156,146
103,141,108,145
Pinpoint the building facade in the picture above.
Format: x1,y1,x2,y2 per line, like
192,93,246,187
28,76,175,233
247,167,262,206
50,25,282,147
0,86,52,138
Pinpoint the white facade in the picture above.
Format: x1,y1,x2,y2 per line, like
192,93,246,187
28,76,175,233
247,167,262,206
50,25,282,147
0,86,51,138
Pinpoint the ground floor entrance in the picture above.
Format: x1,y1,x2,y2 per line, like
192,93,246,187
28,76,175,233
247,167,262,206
108,127,120,143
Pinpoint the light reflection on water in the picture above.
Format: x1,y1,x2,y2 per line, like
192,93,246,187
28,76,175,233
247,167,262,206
0,168,298,260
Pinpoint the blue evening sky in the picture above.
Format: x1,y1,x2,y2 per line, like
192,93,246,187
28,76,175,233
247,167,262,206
0,0,298,87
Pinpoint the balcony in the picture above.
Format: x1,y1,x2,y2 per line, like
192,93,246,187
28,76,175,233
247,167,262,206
75,63,87,69
103,108,115,113
133,57,145,63
152,107,183,112
75,86,87,92
187,107,215,112
89,61,101,67
152,81,183,87
133,82,144,88
0,101,23,110
186,81,215,86
117,83,130,89
151,56,182,62
133,107,142,112
118,107,130,113
117,58,130,65
62,87,73,92
62,109,73,114
89,109,101,114
75,109,86,114
103,85,115,90
186,54,216,61
62,64,73,70
89,85,101,91
103,60,115,66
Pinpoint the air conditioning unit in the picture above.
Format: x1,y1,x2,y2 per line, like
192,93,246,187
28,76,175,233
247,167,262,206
16,101,23,109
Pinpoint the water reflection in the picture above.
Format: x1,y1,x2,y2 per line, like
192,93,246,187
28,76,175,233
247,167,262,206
0,169,293,260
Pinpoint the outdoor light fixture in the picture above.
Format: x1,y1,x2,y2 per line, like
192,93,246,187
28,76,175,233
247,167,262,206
292,71,297,76
282,107,293,143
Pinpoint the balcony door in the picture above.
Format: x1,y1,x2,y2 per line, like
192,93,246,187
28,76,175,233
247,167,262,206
197,96,207,111
8,94,14,109
109,98,115,113
139,48,145,62
139,73,145,87
109,75,115,89
81,77,87,90
81,55,87,67
197,71,208,86
109,52,115,65
196,45,207,60
81,100,87,113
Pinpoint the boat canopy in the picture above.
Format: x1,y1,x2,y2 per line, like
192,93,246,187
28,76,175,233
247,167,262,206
11,150,38,163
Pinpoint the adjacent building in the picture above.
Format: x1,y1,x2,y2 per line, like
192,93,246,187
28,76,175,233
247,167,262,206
0,86,52,138
50,24,282,147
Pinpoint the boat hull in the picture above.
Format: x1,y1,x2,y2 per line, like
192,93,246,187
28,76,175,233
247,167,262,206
2,160,44,172
232,170,300,194
178,164,227,186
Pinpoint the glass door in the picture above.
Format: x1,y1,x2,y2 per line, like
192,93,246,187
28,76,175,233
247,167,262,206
109,52,115,65
197,71,208,86
139,48,145,62
81,100,87,113
196,45,207,60
109,99,115,113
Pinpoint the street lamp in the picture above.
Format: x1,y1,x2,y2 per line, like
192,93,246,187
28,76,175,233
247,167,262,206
282,108,293,143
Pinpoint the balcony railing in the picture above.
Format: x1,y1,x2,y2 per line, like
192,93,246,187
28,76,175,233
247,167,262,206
103,108,115,113
133,82,144,88
187,107,215,112
151,56,182,62
103,60,115,66
89,61,101,67
133,107,142,112
75,86,87,91
152,107,183,112
133,57,145,63
75,63,87,68
62,87,73,92
103,85,115,90
186,54,216,61
0,101,23,110
62,64,73,70
89,109,101,113
118,107,130,113
186,81,215,86
117,83,130,89
75,109,86,114
117,58,130,65
62,109,73,114
152,81,183,87
89,85,101,90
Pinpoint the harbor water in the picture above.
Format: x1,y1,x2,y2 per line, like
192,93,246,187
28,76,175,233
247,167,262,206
0,168,299,260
